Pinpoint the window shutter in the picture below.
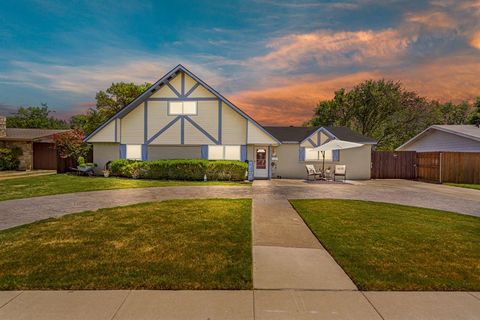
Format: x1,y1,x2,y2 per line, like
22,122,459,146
119,144,126,159
201,145,208,159
333,149,340,161
299,147,305,161
141,144,148,161
241,145,247,161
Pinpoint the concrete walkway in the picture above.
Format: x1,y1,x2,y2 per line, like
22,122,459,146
1,290,479,319
1,179,479,230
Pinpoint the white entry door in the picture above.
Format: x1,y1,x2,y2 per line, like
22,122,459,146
254,147,269,178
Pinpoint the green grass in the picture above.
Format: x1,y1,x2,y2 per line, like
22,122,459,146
446,183,480,191
0,174,249,201
0,199,252,290
290,199,480,291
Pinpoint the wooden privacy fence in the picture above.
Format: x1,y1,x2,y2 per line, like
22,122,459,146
371,151,417,179
417,152,480,184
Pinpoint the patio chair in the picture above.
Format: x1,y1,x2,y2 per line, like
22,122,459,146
333,165,346,182
305,165,322,181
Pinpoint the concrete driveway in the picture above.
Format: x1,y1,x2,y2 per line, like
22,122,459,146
0,179,478,230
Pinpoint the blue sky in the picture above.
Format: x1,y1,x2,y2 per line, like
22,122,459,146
1,0,479,125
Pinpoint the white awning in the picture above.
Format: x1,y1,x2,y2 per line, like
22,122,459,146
311,139,363,151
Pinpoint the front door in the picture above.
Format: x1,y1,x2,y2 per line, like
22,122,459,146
255,147,269,178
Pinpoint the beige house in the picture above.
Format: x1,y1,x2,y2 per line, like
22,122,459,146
85,65,375,179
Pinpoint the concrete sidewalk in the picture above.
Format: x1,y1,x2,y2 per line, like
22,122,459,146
252,197,356,290
1,290,479,320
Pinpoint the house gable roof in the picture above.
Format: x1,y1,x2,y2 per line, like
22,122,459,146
0,128,68,142
396,125,480,150
263,125,376,144
85,64,280,144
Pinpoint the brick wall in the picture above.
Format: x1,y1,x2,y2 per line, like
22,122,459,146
0,116,6,137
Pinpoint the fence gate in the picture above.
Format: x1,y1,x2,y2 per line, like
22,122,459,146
371,151,417,179
416,152,441,183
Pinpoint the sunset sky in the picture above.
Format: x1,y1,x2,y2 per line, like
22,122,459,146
1,0,479,125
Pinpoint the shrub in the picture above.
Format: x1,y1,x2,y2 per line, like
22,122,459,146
0,147,22,170
108,159,247,181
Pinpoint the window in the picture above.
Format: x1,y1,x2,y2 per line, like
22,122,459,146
168,101,197,115
208,145,241,160
126,144,142,160
305,148,332,161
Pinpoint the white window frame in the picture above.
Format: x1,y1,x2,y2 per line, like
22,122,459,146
208,145,241,160
305,148,332,161
126,144,142,160
168,101,197,115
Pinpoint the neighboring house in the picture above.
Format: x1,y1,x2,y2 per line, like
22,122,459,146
396,125,480,152
0,116,68,170
85,65,376,179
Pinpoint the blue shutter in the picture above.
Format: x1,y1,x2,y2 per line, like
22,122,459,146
241,145,247,161
201,145,209,159
141,144,148,161
333,149,340,161
299,147,306,161
119,144,126,159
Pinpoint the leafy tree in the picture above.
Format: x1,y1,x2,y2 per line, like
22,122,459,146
95,82,151,120
52,129,90,160
70,82,151,135
432,101,471,125
307,80,433,150
7,104,68,129
468,97,480,125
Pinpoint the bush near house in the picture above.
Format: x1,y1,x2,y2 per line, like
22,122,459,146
109,159,247,181
0,147,22,170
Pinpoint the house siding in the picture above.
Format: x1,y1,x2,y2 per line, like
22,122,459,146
398,129,480,152
148,145,201,159
272,143,372,180
92,142,119,173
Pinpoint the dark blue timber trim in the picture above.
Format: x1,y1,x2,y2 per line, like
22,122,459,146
184,82,200,97
184,116,219,144
141,144,148,160
84,64,182,142
147,97,217,101
201,145,208,159
144,102,148,143
307,138,318,147
300,127,336,146
218,100,222,144
241,145,247,161
146,116,181,144
119,144,126,159
181,72,185,97
180,116,185,145
84,64,280,145
166,82,181,98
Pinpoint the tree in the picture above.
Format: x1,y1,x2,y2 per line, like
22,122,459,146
306,80,434,150
468,97,480,125
432,101,471,125
52,129,90,160
7,104,68,129
95,82,151,120
70,82,151,135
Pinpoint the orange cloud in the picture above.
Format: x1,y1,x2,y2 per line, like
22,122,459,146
230,54,480,126
470,31,480,49
249,29,414,70
405,11,456,30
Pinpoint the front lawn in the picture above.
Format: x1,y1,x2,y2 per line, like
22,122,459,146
290,199,480,291
446,183,480,191
0,174,249,201
0,199,252,290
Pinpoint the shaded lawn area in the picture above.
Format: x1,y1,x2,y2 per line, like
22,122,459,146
446,183,480,191
290,199,480,291
0,174,249,201
0,199,252,290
